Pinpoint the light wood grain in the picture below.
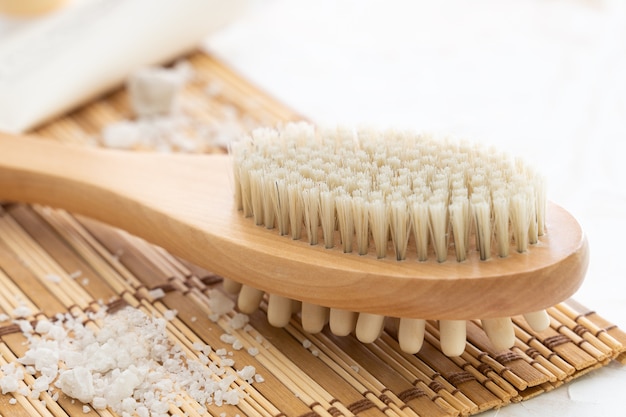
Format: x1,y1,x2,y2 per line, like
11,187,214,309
0,132,589,320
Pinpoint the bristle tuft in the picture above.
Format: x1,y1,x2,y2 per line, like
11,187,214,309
231,122,548,262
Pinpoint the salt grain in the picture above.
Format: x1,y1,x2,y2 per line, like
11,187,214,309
69,270,82,279
148,288,166,300
163,309,178,321
220,333,237,345
207,290,236,317
127,65,186,118
44,273,62,283
229,313,249,330
12,305,32,318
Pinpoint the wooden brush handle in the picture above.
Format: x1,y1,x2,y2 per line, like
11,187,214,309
0,132,590,320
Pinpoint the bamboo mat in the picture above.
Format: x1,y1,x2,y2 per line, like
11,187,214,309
1,51,625,417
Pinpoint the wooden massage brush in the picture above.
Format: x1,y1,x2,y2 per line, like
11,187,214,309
0,123,589,356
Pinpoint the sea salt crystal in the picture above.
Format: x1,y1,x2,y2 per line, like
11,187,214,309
232,339,243,351
35,319,53,334
8,397,17,405
302,339,312,349
247,347,259,357
44,273,62,283
0,313,10,322
16,320,33,334
92,396,107,409
148,288,166,300
220,334,236,345
163,309,177,321
58,367,95,403
237,365,256,383
69,270,82,279
0,374,20,394
127,67,184,117
12,305,32,318
82,405,90,413
229,313,249,330
207,290,235,317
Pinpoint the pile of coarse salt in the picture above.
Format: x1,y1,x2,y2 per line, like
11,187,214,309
100,61,248,153
0,301,261,416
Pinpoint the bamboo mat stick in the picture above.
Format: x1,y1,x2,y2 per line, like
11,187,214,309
548,306,616,358
374,334,475,416
511,320,577,376
7,205,119,303
0,218,98,311
292,325,453,417
418,324,502,413
547,314,610,363
510,341,569,383
511,317,597,371
33,207,144,294
555,301,626,358
283,325,409,417
465,321,552,387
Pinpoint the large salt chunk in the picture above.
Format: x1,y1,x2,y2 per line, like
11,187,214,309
127,66,186,117
58,367,95,403
0,374,20,394
105,367,144,405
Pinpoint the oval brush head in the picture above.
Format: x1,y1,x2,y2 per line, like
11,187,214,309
229,122,589,356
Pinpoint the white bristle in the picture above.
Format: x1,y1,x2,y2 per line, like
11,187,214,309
493,193,511,258
335,193,355,253
261,175,276,229
389,197,410,261
510,190,532,253
248,169,265,226
449,195,469,262
352,195,369,255
368,197,389,259
319,190,336,249
471,193,491,261
271,177,290,236
409,197,429,261
302,186,321,245
428,199,448,263
287,182,304,240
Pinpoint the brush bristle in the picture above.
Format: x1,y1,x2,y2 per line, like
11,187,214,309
231,122,546,262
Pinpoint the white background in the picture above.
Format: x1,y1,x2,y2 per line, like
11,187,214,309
2,1,626,415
